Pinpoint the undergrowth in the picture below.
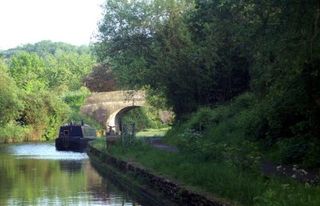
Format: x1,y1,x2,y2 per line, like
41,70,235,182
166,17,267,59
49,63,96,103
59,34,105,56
91,138,320,206
91,93,320,206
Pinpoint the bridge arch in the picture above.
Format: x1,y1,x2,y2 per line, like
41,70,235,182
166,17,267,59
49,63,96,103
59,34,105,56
106,105,141,134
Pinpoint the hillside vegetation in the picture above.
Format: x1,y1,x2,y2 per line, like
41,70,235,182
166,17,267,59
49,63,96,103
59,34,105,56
0,41,97,142
94,0,320,168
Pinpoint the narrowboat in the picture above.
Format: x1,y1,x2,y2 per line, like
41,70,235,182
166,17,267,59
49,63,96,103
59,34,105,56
55,122,96,152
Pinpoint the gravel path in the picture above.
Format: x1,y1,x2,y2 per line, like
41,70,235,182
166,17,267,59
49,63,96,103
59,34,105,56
261,161,320,184
145,137,178,153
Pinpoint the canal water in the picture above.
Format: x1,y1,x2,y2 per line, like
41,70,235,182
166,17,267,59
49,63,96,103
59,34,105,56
0,143,142,206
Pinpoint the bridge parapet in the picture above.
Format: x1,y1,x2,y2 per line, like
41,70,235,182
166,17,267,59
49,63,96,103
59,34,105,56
84,90,145,104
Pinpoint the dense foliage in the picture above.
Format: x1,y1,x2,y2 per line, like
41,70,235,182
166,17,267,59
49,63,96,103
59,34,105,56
83,64,118,92
95,0,320,167
95,0,251,116
121,106,168,132
0,152,91,205
0,61,23,127
0,41,96,142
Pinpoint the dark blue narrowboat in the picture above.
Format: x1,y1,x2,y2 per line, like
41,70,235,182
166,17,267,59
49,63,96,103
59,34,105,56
55,122,96,152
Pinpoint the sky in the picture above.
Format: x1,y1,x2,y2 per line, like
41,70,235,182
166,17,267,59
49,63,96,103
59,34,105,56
0,0,104,50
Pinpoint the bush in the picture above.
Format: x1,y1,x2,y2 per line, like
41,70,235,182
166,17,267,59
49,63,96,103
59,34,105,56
68,111,103,130
0,122,31,143
121,106,168,132
19,91,70,141
63,87,90,110
0,69,24,126
269,137,320,168
167,93,261,169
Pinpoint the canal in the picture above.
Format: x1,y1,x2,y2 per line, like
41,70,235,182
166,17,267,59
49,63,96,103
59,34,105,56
0,143,142,206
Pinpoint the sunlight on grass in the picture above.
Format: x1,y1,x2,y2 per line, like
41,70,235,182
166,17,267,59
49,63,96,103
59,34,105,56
136,127,170,138
90,135,320,206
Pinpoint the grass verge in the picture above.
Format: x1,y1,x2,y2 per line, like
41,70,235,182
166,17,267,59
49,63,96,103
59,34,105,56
91,138,320,206
91,93,320,206
136,127,170,138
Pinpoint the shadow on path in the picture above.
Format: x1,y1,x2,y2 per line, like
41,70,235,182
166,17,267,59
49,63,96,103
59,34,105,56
144,137,178,153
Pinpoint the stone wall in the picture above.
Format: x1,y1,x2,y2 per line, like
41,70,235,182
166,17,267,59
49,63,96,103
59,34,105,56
88,145,233,206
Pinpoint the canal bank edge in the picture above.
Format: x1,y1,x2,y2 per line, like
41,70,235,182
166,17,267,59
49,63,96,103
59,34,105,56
87,144,234,206
88,146,177,206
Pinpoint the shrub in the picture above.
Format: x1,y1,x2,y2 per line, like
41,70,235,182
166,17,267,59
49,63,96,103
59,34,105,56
0,69,24,126
18,91,70,141
63,87,90,110
0,122,31,143
168,93,261,169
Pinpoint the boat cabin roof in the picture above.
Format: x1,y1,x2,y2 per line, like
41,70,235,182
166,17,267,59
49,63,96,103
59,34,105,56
59,123,96,139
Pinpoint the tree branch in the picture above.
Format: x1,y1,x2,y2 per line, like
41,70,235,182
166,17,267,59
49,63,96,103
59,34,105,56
310,1,320,58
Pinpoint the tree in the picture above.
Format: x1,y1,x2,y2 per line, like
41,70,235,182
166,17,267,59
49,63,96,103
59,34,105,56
83,64,118,92
8,52,47,93
1,40,90,58
0,60,23,126
95,0,251,116
249,0,320,146
1,42,96,141
43,51,95,90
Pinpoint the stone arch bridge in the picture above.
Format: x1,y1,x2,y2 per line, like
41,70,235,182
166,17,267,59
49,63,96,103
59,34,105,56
80,90,145,134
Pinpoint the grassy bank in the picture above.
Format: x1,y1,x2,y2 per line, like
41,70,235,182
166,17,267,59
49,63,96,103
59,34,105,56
88,146,178,206
136,128,170,138
92,93,320,206
92,138,320,206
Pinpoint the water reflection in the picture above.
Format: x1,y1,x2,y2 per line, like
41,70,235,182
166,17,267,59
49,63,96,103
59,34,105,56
0,143,141,206
9,143,88,160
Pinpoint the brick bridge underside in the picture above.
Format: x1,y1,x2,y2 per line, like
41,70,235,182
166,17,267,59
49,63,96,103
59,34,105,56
80,90,145,134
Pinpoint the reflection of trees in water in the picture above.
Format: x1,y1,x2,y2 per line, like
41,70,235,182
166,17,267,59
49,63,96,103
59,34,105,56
85,161,140,206
90,161,147,206
0,154,87,205
59,160,82,173
0,148,141,206
84,161,121,205
0,154,15,205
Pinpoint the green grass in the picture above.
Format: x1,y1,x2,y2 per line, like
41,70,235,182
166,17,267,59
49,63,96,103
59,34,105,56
91,138,320,206
136,127,170,138
90,93,320,206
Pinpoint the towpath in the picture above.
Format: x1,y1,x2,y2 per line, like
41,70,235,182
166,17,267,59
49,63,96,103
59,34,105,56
143,136,320,184
144,137,178,153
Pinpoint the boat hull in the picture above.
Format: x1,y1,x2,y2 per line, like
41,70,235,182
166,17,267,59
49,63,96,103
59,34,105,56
55,137,92,152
